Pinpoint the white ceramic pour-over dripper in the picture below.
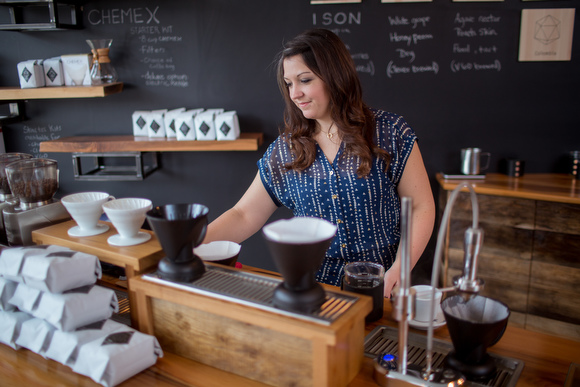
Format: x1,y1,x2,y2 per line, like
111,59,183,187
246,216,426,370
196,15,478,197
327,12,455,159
61,192,114,237
102,198,152,246
194,240,241,267
262,217,337,243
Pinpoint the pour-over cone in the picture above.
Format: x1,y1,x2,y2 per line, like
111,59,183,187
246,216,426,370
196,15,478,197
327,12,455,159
146,203,209,282
262,217,337,313
442,294,510,380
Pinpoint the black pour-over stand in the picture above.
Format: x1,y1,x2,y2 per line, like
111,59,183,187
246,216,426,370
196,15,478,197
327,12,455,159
442,294,511,381
146,203,209,283
262,218,337,314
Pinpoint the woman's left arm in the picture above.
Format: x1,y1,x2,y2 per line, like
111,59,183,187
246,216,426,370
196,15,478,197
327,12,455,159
383,142,436,297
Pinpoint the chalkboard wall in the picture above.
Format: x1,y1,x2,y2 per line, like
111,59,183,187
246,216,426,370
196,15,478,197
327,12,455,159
0,0,578,275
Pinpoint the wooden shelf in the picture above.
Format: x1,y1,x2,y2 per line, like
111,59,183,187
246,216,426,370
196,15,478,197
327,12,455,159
0,82,123,100
40,132,264,153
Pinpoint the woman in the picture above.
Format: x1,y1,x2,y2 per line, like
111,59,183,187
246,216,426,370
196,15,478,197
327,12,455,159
205,28,435,297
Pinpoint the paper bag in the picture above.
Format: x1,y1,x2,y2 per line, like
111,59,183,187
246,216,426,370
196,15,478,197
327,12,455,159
163,107,186,138
0,245,71,282
21,250,102,293
0,310,33,350
45,319,127,366
43,57,65,87
17,60,46,88
33,284,118,332
215,110,241,141
73,327,163,387
175,109,204,141
194,109,224,141
14,317,56,357
0,277,18,311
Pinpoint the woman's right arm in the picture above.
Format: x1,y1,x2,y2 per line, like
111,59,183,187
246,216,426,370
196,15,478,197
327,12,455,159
204,171,279,244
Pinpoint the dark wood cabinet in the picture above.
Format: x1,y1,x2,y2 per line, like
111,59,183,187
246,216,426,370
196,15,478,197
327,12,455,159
438,173,580,341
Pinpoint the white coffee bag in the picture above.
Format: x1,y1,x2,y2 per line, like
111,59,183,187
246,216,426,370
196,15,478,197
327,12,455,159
163,107,186,138
215,110,240,141
73,327,163,387
21,250,102,293
147,109,168,138
15,317,57,357
45,318,127,366
132,110,151,137
175,108,204,141
0,277,18,311
9,282,42,313
0,310,33,350
0,245,71,282
17,59,46,88
43,57,65,87
33,284,118,332
194,108,224,141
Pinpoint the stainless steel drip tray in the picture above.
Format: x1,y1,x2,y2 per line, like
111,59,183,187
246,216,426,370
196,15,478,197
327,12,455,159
143,265,359,326
365,325,524,387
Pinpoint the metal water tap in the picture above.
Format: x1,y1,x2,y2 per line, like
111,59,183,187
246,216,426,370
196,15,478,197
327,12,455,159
374,182,484,386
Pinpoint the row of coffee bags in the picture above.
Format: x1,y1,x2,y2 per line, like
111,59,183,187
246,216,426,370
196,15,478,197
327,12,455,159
132,107,240,141
0,245,163,387
18,54,93,88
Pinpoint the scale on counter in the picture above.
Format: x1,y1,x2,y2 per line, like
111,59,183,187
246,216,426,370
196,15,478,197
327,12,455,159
364,325,524,387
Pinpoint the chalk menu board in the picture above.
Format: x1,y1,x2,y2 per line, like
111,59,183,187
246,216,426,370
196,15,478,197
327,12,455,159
0,0,577,270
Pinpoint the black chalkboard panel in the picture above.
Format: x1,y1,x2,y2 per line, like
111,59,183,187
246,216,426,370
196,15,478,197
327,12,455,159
0,0,578,274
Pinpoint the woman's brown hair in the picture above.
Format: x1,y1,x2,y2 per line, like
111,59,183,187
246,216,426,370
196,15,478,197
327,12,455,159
276,28,390,177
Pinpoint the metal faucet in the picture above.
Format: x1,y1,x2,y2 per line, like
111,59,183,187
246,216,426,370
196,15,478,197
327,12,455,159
375,182,484,386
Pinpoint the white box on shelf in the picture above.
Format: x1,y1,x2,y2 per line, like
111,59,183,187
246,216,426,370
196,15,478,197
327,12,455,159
132,111,152,137
194,109,224,141
61,54,92,86
175,109,204,141
17,60,46,89
147,109,168,138
163,108,186,138
42,57,65,87
215,111,240,141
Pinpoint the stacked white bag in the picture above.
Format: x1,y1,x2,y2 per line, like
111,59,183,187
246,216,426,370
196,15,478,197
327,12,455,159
132,107,240,141
0,245,163,387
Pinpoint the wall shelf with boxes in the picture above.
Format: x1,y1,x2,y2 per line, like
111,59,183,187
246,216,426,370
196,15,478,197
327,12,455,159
39,133,265,181
0,83,124,100
437,173,580,341
0,0,83,31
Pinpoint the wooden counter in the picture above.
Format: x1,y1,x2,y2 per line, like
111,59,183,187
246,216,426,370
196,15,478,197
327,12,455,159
436,173,580,204
437,173,580,340
1,294,578,387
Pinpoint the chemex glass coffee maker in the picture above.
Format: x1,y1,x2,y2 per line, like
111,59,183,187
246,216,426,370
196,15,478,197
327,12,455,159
146,203,209,282
377,184,511,386
262,217,337,314
0,153,32,244
2,158,70,246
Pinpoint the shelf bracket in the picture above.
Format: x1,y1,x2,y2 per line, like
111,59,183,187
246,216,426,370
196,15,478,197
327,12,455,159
71,152,158,181
0,0,83,30
0,101,25,124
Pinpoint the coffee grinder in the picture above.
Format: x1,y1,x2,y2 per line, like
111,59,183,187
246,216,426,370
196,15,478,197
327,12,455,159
146,203,208,282
262,217,337,314
0,153,32,244
2,158,70,246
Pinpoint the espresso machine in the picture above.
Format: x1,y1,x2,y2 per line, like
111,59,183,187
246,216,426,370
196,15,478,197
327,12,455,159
2,158,70,246
0,153,32,245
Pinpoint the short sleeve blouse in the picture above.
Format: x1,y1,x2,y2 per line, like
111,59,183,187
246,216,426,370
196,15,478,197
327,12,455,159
258,109,417,286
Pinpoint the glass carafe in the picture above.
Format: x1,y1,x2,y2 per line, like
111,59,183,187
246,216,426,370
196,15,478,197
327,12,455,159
86,39,118,84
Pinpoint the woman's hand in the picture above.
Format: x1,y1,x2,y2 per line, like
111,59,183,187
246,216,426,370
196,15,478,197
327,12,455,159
383,266,400,298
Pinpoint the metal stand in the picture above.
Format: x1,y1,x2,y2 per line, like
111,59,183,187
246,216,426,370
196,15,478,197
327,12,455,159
0,0,83,30
72,152,159,181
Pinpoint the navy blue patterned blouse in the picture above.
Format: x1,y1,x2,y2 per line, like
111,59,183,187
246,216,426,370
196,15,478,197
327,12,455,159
258,109,417,286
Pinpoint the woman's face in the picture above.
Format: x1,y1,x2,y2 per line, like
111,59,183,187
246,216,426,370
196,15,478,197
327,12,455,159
283,55,331,124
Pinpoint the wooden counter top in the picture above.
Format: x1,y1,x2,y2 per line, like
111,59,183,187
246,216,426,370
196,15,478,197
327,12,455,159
1,283,578,387
436,173,580,204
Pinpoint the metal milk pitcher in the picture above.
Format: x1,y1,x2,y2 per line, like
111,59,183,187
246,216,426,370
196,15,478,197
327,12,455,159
461,148,490,175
